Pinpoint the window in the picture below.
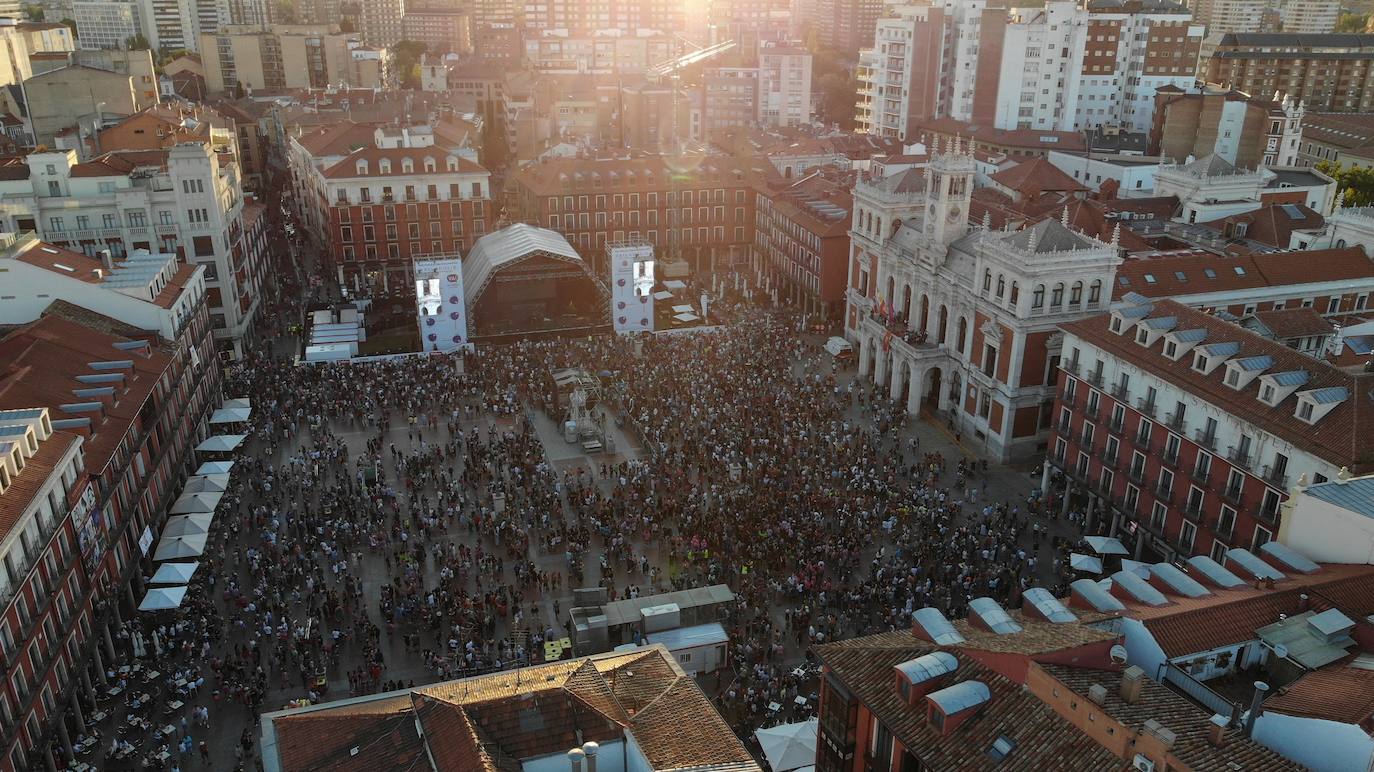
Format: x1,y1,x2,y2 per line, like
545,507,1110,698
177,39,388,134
1179,520,1197,552
1297,401,1313,421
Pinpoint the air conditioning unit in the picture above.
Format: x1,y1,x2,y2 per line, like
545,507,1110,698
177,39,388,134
1133,754,1155,772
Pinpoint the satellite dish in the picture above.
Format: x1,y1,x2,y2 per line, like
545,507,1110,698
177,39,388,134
1110,645,1128,665
1273,644,1289,659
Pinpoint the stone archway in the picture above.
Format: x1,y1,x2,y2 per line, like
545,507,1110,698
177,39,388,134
924,367,946,412
956,316,968,355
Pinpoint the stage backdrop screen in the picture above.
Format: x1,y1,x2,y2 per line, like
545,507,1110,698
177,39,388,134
609,242,655,334
413,256,468,352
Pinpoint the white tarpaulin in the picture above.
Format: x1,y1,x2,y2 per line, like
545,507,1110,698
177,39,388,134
756,719,817,772
196,461,235,475
209,407,252,424
1070,553,1103,574
150,561,200,585
222,397,252,410
138,586,188,611
154,533,208,561
1119,559,1152,578
196,435,246,453
1083,536,1129,555
162,513,213,538
170,491,222,514
182,474,230,494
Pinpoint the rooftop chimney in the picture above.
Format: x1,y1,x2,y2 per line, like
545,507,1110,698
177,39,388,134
1207,713,1229,748
567,748,585,772
1244,681,1270,738
581,742,599,772
1120,665,1145,705
1298,593,1310,612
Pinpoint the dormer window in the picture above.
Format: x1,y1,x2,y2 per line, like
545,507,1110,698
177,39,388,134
1224,368,1239,387
401,158,414,173
1293,387,1349,424
423,157,436,172
1135,327,1148,345
1164,341,1177,358
379,159,391,174
1193,353,1208,372
1111,316,1123,333
1297,401,1313,421
356,160,368,175
1260,383,1276,403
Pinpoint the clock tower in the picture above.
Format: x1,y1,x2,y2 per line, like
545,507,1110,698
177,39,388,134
924,135,976,247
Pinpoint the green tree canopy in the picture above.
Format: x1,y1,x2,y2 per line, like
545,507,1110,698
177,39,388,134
1317,160,1374,207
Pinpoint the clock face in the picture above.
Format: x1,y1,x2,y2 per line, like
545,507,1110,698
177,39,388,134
948,205,961,223
928,203,937,218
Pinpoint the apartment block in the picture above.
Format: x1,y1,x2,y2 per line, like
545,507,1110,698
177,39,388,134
510,156,758,277
1204,34,1374,113
752,167,854,318
1278,0,1338,33
200,27,390,94
288,124,493,292
757,42,812,128
0,144,265,359
1190,0,1266,35
70,0,141,51
401,9,472,54
523,31,675,74
1076,0,1204,133
1150,86,1303,169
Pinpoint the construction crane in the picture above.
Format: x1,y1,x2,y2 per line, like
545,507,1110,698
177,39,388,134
645,38,737,272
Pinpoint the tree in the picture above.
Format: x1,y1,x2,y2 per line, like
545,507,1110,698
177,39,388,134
60,18,77,39
1316,160,1374,207
339,18,356,33
809,46,858,130
1335,12,1370,32
392,40,427,90
22,4,42,21
125,34,150,50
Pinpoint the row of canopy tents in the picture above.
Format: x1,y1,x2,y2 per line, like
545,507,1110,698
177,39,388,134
139,398,252,612
1069,536,1130,575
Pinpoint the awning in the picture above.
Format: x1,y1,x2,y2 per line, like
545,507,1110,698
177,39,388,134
196,461,235,475
1119,559,1152,578
196,434,246,453
154,533,208,561
222,397,252,410
182,474,229,494
1070,553,1103,574
170,491,222,514
149,561,199,585
755,719,818,772
1083,536,1129,555
209,407,252,424
138,586,188,611
162,513,213,538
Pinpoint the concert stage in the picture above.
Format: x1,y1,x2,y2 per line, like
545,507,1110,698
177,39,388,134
462,225,610,341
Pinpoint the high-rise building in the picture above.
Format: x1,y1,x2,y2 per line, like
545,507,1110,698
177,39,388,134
1278,0,1339,32
359,0,405,46
858,0,1203,138
757,41,812,128
810,0,883,58
71,0,142,50
1204,34,1374,113
134,0,195,51
201,28,391,93
1189,0,1265,35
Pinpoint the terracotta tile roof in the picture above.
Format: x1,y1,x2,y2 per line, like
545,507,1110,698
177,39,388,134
816,632,1121,771
151,264,199,310
320,147,487,179
1041,664,1302,771
991,158,1090,198
1251,247,1374,287
1250,307,1335,340
1264,666,1374,724
266,647,758,772
512,155,765,196
949,612,1119,655
294,121,383,158
1061,299,1374,472
914,117,1089,153
12,242,106,284
1199,203,1324,248
69,149,171,177
274,701,424,771
0,156,29,181
759,168,855,238
0,313,173,475
0,430,80,541
1118,565,1374,657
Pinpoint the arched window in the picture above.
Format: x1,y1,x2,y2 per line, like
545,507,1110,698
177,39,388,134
983,269,992,292
875,217,882,237
996,274,1006,299
1010,281,1019,305
1032,284,1045,309
1070,281,1083,304
356,160,368,175
401,158,414,173
1051,283,1065,307
423,157,436,172
379,159,392,174
1337,238,1347,248
1088,279,1102,304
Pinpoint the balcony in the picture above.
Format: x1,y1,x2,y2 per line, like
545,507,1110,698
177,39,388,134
1191,466,1211,485
1221,482,1244,504
1057,417,1071,434
1160,447,1180,468
1136,397,1158,418
1194,429,1218,451
1128,464,1147,484
1226,446,1253,471
1213,518,1236,542
1084,403,1101,420
1107,415,1126,434
1086,370,1106,388
1097,446,1120,469
1184,497,1205,521
1110,383,1130,401
1155,481,1174,503
1063,360,1081,377
1261,464,1289,489
1164,412,1186,432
